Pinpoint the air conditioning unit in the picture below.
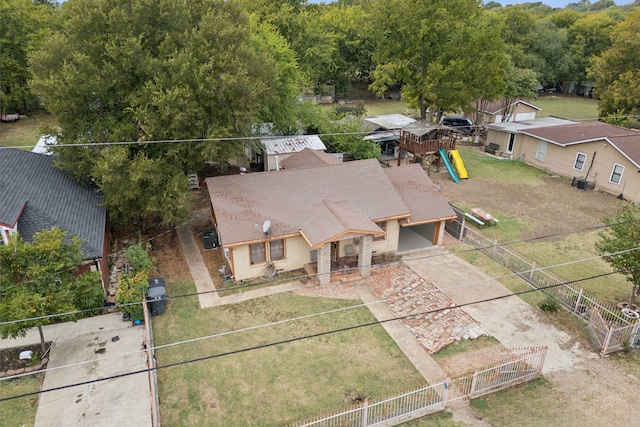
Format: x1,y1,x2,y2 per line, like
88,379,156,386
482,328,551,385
223,248,230,259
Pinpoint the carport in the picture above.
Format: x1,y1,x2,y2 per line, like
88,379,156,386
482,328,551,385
397,222,436,253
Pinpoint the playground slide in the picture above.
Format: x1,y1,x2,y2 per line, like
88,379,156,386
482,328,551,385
449,149,468,179
437,148,460,183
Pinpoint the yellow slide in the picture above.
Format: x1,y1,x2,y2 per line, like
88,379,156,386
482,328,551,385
449,149,468,179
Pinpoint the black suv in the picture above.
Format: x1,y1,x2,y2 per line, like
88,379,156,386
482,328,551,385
442,116,475,135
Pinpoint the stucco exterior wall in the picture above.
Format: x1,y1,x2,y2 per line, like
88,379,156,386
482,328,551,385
517,136,640,203
229,235,312,281
371,219,400,254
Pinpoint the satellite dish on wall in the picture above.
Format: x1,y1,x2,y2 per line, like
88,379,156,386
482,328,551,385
262,220,271,235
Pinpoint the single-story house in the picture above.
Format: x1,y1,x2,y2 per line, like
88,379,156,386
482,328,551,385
260,135,327,171
485,117,578,158
0,148,109,288
478,99,540,124
515,122,640,202
206,156,456,285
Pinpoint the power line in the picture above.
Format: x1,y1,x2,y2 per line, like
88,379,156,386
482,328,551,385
3,247,636,384
0,269,620,403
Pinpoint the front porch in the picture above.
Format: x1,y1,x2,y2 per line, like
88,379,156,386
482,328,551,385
306,235,375,285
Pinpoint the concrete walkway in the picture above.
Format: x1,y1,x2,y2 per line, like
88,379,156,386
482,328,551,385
1,313,151,427
404,248,578,373
175,221,220,308
355,285,447,383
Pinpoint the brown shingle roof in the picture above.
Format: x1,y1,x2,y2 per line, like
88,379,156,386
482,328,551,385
520,121,637,145
384,165,456,224
279,148,341,170
608,134,640,168
207,159,410,246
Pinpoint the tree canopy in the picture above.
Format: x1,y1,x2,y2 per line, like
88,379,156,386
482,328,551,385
597,202,640,303
590,10,640,121
29,0,303,226
0,227,104,353
368,0,509,119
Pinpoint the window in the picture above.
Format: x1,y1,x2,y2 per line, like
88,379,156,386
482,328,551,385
610,163,624,184
250,243,266,265
574,153,586,171
373,221,387,242
269,239,284,260
535,140,547,162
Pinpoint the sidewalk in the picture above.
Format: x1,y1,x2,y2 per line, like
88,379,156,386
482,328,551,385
175,220,220,308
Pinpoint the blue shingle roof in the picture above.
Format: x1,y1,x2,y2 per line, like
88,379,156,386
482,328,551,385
0,149,106,259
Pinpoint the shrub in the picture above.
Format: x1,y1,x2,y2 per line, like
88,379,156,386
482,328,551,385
539,296,560,312
116,271,149,322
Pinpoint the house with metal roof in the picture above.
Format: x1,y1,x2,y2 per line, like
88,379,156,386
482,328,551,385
0,148,109,287
206,159,456,285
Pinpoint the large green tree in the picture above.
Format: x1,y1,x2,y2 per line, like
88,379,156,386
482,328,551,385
369,0,509,120
566,12,615,89
0,0,57,114
29,0,302,226
597,202,640,303
0,227,104,353
590,10,640,120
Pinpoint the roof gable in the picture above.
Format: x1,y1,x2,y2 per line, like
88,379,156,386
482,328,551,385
482,99,540,114
0,149,106,258
279,148,341,169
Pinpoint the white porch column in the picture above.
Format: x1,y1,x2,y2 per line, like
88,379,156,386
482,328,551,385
358,235,373,278
318,243,331,285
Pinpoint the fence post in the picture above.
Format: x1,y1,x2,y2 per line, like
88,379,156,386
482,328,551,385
492,239,498,257
443,379,449,407
362,399,368,427
469,371,478,398
529,261,536,282
459,219,465,241
601,326,614,355
574,289,584,313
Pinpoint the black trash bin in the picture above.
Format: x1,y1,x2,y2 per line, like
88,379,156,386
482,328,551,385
202,230,219,250
148,277,166,289
147,285,166,316
577,178,588,190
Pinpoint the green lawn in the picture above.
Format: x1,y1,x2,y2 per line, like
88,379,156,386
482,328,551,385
153,280,425,426
0,374,44,427
524,95,599,121
0,112,57,150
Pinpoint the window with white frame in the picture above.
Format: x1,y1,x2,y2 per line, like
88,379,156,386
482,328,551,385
269,239,284,260
610,163,624,184
573,152,586,171
250,242,266,265
535,140,547,162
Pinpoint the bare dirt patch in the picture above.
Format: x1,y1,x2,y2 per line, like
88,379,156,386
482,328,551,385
430,152,622,239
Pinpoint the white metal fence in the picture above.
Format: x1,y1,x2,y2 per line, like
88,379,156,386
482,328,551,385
291,346,547,427
446,208,640,354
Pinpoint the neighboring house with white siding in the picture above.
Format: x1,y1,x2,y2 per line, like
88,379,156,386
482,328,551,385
206,155,456,285
486,117,577,158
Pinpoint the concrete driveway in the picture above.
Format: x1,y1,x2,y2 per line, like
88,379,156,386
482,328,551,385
1,313,152,427
404,248,580,373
